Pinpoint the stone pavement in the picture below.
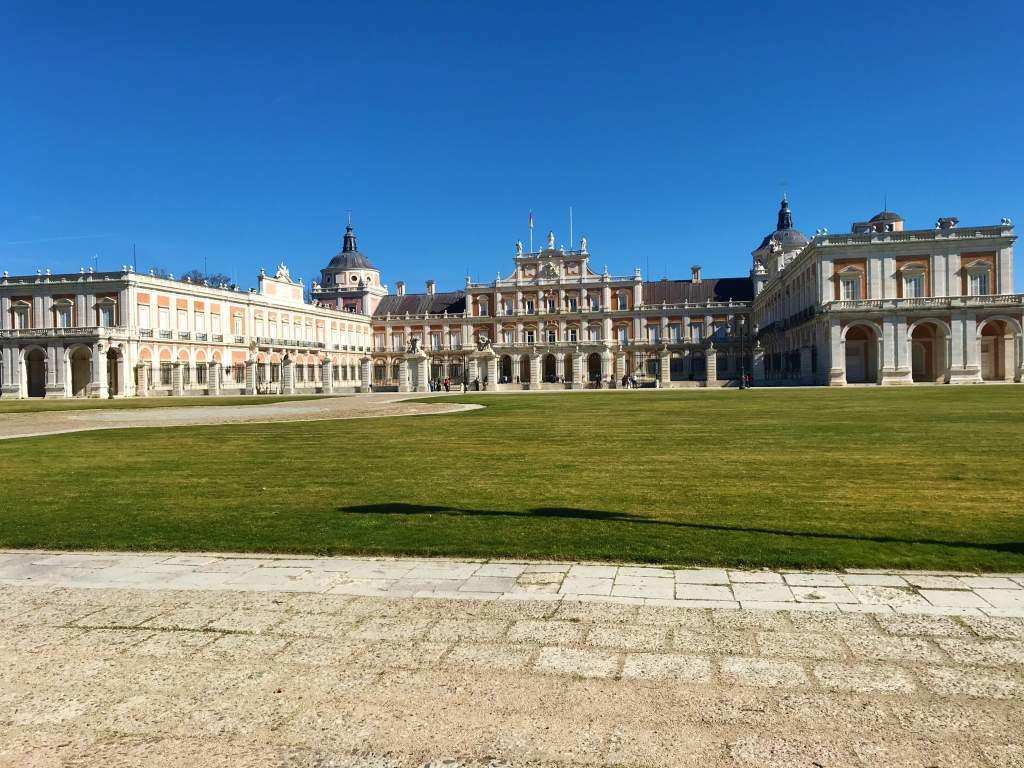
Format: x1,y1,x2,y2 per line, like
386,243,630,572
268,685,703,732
2,552,1024,767
2,550,1023,618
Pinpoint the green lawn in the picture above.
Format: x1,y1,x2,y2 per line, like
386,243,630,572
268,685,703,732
2,388,1022,571
0,394,333,414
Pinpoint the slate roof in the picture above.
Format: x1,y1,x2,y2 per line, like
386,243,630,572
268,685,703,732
373,291,467,317
642,277,754,304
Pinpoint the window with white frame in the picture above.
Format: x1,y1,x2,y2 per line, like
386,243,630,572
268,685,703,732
568,298,578,311
525,329,536,344
255,318,265,336
840,277,860,301
159,308,170,331
54,302,73,328
233,315,242,336
525,299,535,314
670,324,681,341
903,270,925,298
503,300,513,315
11,304,29,329
195,312,206,333
478,300,488,316
98,301,116,328
546,328,557,343
616,293,627,310
616,326,628,343
502,330,514,344
568,327,578,342
546,298,556,313
391,333,404,351
211,314,221,334
450,331,461,348
691,323,703,342
374,334,385,351
590,296,600,311
649,326,660,342
430,332,442,350
588,326,600,341
966,262,991,296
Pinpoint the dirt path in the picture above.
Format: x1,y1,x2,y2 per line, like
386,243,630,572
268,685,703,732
0,393,480,440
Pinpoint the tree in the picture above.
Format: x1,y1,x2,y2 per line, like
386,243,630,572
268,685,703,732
180,269,205,283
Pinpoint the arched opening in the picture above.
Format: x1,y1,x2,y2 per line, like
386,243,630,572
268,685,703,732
519,356,531,383
69,347,92,397
910,322,947,383
500,355,512,383
106,349,122,396
587,352,601,382
670,352,686,381
979,319,1011,381
543,353,556,382
844,324,879,384
563,353,574,383
25,349,45,397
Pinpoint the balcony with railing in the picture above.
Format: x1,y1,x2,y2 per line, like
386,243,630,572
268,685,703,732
826,294,1024,312
0,325,131,340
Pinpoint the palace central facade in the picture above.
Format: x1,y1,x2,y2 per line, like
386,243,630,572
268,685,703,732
1,200,1020,398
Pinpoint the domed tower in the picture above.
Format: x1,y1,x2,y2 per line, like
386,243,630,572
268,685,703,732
852,210,905,234
315,222,387,314
751,195,809,290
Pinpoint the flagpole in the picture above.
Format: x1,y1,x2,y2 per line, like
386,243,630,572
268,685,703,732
529,210,533,253
569,206,573,250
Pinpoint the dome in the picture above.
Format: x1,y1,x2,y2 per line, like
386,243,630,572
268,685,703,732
869,210,903,223
755,197,809,251
325,225,376,271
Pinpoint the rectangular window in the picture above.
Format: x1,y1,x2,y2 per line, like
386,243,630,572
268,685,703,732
211,314,221,334
904,275,924,298
546,329,556,343
234,364,245,384
691,324,703,342
374,334,386,351
670,324,681,341
138,306,151,329
233,316,243,336
568,328,578,342
502,330,514,344
391,333,403,351
12,307,29,329
55,306,72,328
525,330,536,344
158,308,170,330
568,298,578,312
503,301,513,315
177,309,188,330
649,326,660,342
969,272,989,296
195,313,205,333
255,319,265,337
450,332,461,348
195,364,207,385
430,332,442,350
617,294,627,310
99,304,115,327
296,365,305,383
590,296,600,311
269,321,277,338
841,278,859,301
160,363,173,386
182,365,191,386
526,300,535,314
588,327,600,341
617,327,628,343
546,300,556,313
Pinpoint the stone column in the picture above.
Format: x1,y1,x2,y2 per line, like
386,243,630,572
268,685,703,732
753,343,766,384
209,362,221,395
45,346,64,398
2,347,20,398
613,352,625,386
799,346,813,386
486,353,498,387
320,359,334,393
359,356,372,393
398,358,411,392
467,357,479,386
600,348,612,384
244,358,257,395
948,313,981,384
705,344,717,386
92,343,109,398
554,354,564,382
527,353,540,389
659,347,670,387
281,357,295,394
828,317,845,386
417,355,429,392
171,361,183,397
571,353,585,389
136,363,149,397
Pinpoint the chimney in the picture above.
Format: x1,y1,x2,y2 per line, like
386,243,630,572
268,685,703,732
396,280,405,296
426,279,435,295
691,265,702,284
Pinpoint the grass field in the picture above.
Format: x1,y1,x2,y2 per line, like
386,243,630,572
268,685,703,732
0,394,332,414
2,387,1022,571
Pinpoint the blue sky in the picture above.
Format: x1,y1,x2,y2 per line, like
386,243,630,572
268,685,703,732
2,1,1022,291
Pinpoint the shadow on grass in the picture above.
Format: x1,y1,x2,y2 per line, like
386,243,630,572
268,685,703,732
338,503,1024,555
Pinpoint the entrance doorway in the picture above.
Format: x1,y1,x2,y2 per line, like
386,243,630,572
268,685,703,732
25,349,45,397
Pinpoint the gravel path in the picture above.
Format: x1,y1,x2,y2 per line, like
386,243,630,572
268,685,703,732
0,394,479,440
3,552,1023,767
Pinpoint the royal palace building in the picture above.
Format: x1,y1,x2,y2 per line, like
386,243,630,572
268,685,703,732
0,200,1020,398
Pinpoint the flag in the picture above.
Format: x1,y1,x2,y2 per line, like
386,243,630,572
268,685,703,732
528,210,533,229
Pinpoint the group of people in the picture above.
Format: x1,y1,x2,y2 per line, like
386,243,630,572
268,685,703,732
428,377,458,392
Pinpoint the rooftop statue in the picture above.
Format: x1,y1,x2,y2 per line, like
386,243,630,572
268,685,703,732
580,236,587,253
547,230,555,250
275,263,291,281
515,240,523,256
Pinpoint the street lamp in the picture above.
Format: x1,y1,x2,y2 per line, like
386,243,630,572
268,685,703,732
738,316,747,390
